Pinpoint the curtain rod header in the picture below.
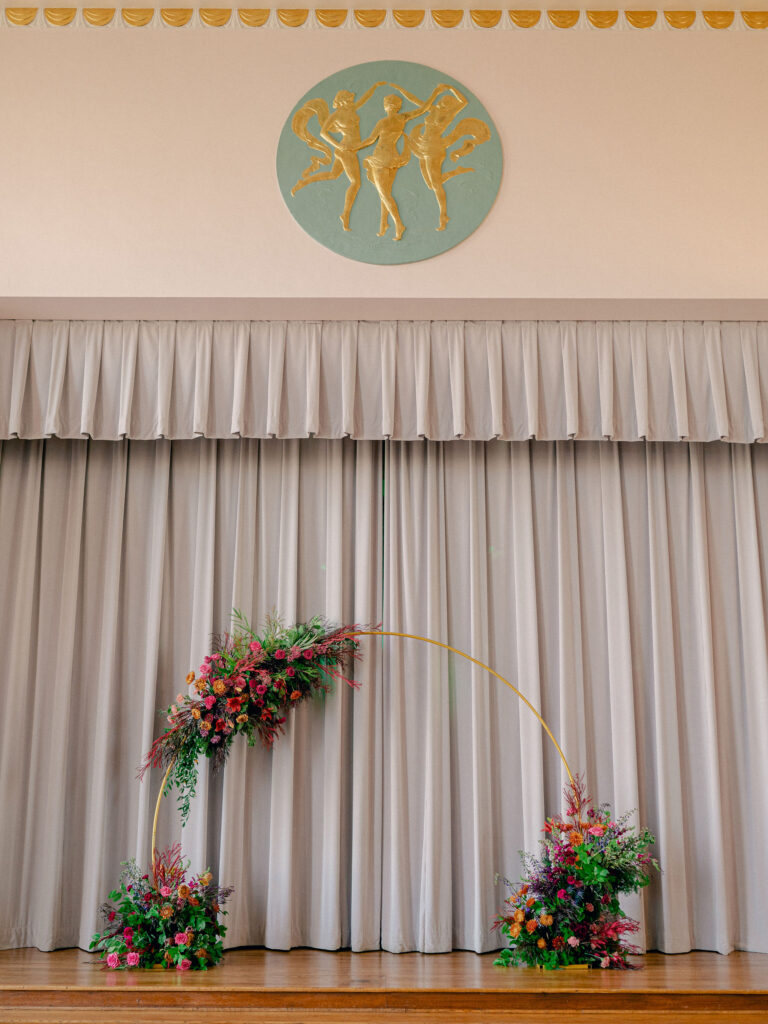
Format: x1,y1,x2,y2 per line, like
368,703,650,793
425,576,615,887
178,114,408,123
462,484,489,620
2,319,766,443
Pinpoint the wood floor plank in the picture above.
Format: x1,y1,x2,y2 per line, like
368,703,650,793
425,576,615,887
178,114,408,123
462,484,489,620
0,947,765,1024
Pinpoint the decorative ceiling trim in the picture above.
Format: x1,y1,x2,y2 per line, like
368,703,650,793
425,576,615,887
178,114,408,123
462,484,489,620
3,6,768,28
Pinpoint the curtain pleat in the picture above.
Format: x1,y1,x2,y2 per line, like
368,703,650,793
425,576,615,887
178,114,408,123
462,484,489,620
4,320,768,441
1,436,768,956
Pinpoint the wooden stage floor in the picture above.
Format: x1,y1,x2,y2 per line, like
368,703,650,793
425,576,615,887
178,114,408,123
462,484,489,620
0,947,767,1024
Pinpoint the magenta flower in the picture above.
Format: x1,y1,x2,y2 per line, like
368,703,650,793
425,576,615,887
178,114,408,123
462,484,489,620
557,889,566,899
177,958,192,971
107,911,116,922
567,876,576,885
204,696,216,710
274,649,285,659
175,932,188,946
123,927,134,942
126,951,140,967
106,953,120,969
256,684,267,695
302,648,314,660
159,886,171,898
249,641,262,653
286,667,295,677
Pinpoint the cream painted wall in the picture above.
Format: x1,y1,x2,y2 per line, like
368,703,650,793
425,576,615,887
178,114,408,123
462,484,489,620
1,24,767,302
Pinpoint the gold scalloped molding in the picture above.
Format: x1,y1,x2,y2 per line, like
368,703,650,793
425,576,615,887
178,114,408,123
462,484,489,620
4,6,768,28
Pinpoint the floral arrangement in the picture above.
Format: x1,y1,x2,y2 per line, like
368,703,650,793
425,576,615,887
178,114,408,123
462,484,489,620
495,777,658,970
140,612,364,823
89,844,234,970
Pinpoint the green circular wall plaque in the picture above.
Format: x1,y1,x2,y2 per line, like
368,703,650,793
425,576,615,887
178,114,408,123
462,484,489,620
277,61,503,265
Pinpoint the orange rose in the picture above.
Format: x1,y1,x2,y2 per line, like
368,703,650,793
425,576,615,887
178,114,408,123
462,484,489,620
569,830,584,847
526,896,535,908
520,884,529,895
539,914,553,927
236,713,248,724
178,884,190,899
537,938,547,949
290,690,302,701
192,708,201,720
213,680,226,695
525,919,537,933
513,909,525,924
185,671,195,685
160,905,173,919
509,923,521,939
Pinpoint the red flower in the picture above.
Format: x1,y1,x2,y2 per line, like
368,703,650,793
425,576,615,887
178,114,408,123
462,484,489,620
215,719,225,732
286,666,295,677
303,648,314,660
274,649,286,660
226,697,242,712
108,911,116,922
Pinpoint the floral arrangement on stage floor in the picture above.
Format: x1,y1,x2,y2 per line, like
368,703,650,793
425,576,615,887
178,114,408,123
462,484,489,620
495,777,658,970
90,844,233,970
139,612,363,823
92,613,363,970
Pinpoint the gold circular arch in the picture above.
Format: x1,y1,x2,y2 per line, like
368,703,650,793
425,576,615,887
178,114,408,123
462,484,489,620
151,629,573,870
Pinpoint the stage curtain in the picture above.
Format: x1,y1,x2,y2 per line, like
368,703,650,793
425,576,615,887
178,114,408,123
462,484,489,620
1,437,767,956
2,319,768,442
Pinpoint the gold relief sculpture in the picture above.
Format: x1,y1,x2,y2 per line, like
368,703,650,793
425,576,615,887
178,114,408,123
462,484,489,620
392,8,424,26
624,9,657,27
290,79,492,241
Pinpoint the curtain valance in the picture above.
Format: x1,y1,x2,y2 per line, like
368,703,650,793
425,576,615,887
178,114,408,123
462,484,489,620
2,319,767,442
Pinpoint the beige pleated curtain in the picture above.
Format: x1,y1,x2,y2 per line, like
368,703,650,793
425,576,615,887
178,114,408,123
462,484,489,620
1,321,767,957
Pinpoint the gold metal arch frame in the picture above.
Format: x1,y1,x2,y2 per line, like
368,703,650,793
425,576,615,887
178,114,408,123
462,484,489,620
151,629,573,871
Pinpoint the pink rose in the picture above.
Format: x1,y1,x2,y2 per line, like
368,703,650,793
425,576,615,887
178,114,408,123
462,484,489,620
126,951,140,967
600,956,610,968
588,825,605,836
106,952,120,969
177,958,192,971
567,876,576,885
286,667,295,677
274,649,285,660
204,696,216,710
249,641,262,652
567,936,580,947
159,886,171,898
557,889,566,899
175,932,188,946
302,648,314,660
256,684,267,695
123,927,133,942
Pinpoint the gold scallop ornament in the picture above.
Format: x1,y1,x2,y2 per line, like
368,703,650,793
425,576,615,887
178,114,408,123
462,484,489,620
470,9,501,27
277,60,502,265
663,10,696,27
199,7,231,24
44,7,77,23
83,6,115,23
508,9,541,26
624,9,657,26
547,9,580,27
5,6,39,23
393,8,424,25
122,7,155,24
587,9,618,27
431,8,464,26
238,7,269,23
277,7,308,24
161,7,193,24
354,8,386,25
742,10,768,27
708,10,737,27
315,8,347,25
